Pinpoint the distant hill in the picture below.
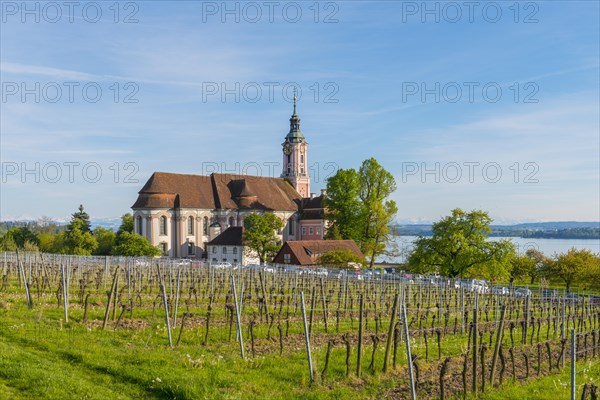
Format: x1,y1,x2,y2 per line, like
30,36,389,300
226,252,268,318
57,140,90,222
392,221,600,239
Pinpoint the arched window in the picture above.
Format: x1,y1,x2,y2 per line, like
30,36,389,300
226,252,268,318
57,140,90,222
203,216,208,235
287,154,291,164
159,216,167,235
136,216,143,234
300,154,304,163
188,216,194,235
228,216,235,227
288,218,294,235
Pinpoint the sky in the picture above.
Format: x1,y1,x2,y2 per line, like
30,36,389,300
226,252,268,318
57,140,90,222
1,1,599,224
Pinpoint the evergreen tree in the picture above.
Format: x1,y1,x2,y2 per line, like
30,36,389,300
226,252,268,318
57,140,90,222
71,205,92,233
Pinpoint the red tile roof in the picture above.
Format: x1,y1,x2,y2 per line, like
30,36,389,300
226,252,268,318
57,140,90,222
132,172,302,211
272,240,363,265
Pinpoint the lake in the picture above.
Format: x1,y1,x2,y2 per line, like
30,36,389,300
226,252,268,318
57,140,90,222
383,235,600,263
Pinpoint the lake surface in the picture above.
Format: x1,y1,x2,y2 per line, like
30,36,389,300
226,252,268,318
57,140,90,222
383,236,600,263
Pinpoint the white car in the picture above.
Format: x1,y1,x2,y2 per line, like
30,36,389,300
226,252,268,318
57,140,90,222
213,262,233,269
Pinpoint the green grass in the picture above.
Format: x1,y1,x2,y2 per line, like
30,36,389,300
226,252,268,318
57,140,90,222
477,359,600,400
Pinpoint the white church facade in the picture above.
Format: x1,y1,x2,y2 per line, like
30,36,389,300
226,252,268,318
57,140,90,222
132,99,326,259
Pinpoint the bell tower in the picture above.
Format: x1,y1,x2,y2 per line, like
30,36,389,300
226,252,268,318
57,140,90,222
281,95,310,197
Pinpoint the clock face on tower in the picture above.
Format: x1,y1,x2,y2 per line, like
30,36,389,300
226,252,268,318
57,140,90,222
283,143,292,155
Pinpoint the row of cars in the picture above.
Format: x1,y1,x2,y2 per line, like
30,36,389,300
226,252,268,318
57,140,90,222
152,259,597,302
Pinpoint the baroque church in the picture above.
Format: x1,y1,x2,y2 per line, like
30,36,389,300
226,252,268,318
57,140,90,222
132,98,327,259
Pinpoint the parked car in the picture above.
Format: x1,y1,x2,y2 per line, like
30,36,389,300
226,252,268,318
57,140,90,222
514,287,532,297
460,279,489,293
491,286,509,296
212,262,232,269
542,289,558,300
564,293,581,303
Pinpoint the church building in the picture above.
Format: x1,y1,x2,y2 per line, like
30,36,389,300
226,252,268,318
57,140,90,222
132,98,326,258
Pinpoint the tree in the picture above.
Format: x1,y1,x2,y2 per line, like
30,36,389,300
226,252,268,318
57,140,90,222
111,232,161,256
324,158,398,267
62,205,97,255
63,218,98,255
94,227,116,256
317,248,365,268
407,209,514,278
72,204,92,233
0,234,17,251
509,253,536,284
243,212,284,265
324,169,362,241
2,227,38,248
551,248,599,292
525,248,550,284
117,213,134,236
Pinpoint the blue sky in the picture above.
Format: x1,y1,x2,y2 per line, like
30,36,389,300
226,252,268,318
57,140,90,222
1,1,599,223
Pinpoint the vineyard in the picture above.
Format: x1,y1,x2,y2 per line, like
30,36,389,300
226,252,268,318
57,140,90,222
1,251,599,400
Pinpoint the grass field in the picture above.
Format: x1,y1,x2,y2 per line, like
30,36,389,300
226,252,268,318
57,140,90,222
0,253,598,399
1,302,598,400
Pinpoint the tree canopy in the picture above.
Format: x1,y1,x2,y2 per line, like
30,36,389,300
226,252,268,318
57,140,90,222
243,212,284,265
407,208,514,279
550,248,600,291
111,232,161,257
324,158,397,267
317,248,365,268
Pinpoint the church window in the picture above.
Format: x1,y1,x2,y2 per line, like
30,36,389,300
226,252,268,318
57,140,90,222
159,216,167,235
188,216,194,235
188,242,195,255
287,154,291,164
287,167,290,174
203,216,208,235
288,219,294,235
300,154,304,163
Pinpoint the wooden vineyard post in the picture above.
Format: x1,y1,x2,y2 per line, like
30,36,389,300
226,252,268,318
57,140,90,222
231,275,245,359
357,294,364,378
571,329,576,400
156,264,173,347
402,299,417,400
472,293,478,397
15,249,33,309
300,291,314,384
490,304,506,385
102,265,119,331
173,267,181,327
383,293,399,372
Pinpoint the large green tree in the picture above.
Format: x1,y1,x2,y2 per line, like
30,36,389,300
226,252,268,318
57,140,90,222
117,213,134,236
63,218,98,255
243,212,284,265
324,158,398,267
111,232,161,256
407,209,514,278
93,227,117,256
551,248,600,292
324,169,362,240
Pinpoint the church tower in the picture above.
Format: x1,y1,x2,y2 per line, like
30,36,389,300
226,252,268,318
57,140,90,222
281,96,310,197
